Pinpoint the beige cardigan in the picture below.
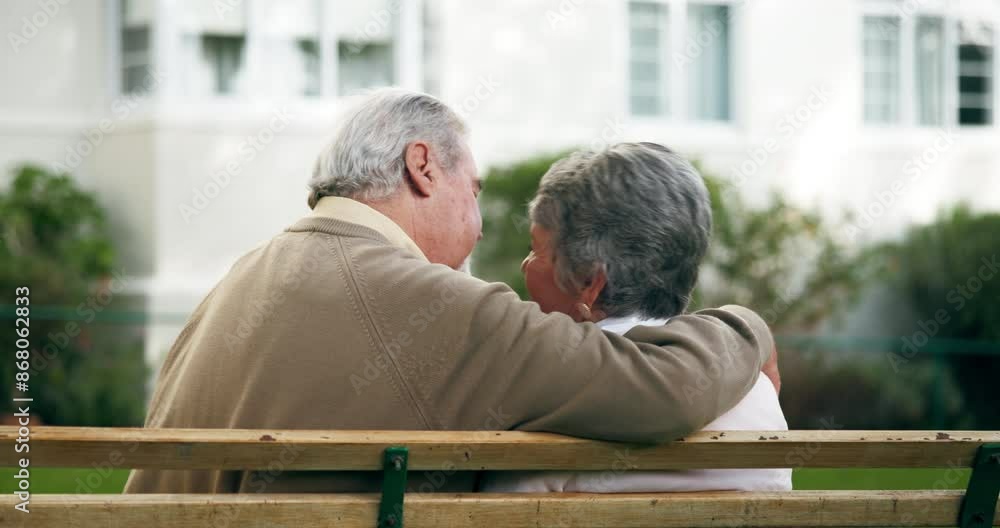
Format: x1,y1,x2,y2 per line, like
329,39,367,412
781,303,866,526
125,198,774,493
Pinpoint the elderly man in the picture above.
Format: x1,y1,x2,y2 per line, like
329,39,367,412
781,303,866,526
125,89,775,494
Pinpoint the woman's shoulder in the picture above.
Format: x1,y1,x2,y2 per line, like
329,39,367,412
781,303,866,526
702,375,788,431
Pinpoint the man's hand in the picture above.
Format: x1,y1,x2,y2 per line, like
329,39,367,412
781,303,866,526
761,345,781,395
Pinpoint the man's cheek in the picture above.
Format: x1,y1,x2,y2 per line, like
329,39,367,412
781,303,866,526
523,269,539,301
468,205,483,238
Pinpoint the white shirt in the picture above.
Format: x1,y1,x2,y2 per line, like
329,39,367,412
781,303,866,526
479,315,793,493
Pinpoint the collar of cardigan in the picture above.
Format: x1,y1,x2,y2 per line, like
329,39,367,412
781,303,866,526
299,196,428,262
287,196,429,262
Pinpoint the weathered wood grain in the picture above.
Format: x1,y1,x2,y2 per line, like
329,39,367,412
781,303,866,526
1,427,996,470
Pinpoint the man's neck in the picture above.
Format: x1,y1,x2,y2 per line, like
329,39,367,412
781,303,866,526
310,195,429,262
357,195,423,254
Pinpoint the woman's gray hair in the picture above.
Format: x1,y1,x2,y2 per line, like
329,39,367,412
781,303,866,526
308,88,468,207
529,142,712,319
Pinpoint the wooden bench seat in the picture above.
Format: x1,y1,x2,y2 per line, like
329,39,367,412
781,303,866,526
1,427,998,527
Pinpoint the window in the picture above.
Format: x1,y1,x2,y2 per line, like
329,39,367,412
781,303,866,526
120,0,154,94
338,42,395,95
257,0,321,97
114,0,411,99
627,1,733,122
422,0,441,95
861,6,995,127
688,4,731,120
629,1,669,116
198,35,245,95
177,1,247,96
958,22,994,126
863,16,901,123
331,0,397,96
915,16,945,125
299,40,321,97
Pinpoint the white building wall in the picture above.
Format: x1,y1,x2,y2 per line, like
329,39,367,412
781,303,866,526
435,0,629,163
0,1,107,185
2,0,999,366
441,0,1000,244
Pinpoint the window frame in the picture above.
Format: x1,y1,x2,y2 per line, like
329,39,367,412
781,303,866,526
625,0,740,124
956,22,995,126
861,14,904,124
109,0,424,101
861,0,999,129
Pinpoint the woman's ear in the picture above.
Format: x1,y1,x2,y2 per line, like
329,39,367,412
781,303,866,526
578,269,608,310
404,141,434,197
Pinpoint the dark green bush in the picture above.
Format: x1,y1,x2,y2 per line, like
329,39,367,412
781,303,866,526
1,164,147,425
778,345,971,430
880,206,1000,428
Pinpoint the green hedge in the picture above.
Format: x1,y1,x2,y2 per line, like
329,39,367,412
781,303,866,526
880,206,1000,428
1,164,147,426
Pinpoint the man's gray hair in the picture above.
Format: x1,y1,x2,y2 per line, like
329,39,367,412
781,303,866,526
529,142,712,319
308,88,468,207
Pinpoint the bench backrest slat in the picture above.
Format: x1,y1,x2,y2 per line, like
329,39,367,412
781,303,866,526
1,491,997,528
2,427,998,470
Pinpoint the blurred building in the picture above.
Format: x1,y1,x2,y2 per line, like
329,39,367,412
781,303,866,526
1,0,999,366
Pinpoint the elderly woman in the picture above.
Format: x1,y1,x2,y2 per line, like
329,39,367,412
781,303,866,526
480,142,791,492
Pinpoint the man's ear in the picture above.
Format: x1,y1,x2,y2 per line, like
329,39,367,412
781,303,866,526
579,269,608,310
404,141,434,197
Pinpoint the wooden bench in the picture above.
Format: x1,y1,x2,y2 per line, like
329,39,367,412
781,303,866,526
1,427,998,527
